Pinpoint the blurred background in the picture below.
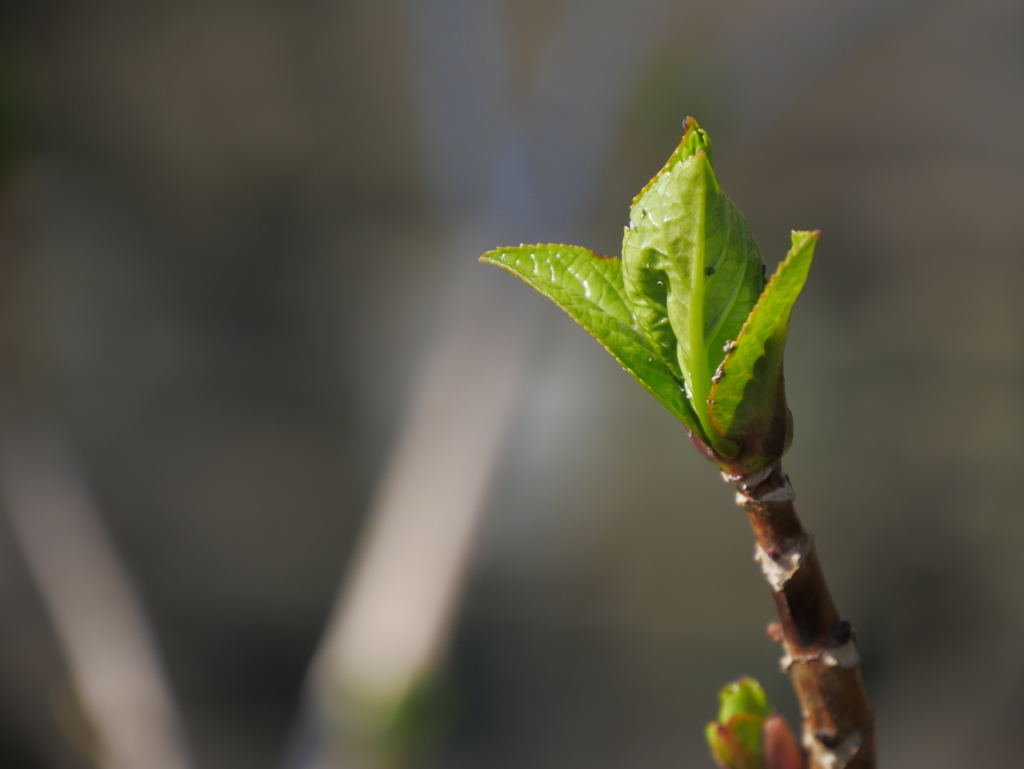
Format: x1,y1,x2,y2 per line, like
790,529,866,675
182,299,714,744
0,1,1022,767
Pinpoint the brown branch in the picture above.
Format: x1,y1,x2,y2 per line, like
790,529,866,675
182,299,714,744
725,463,875,769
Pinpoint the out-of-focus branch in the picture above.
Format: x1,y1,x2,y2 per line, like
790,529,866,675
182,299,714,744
286,1,677,766
296,266,532,768
0,429,194,769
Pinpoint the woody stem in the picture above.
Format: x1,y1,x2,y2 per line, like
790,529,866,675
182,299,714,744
726,463,875,769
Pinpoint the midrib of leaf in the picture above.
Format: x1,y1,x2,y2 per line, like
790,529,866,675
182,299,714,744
687,156,715,442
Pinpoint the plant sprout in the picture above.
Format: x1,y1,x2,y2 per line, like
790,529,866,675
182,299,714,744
481,118,875,769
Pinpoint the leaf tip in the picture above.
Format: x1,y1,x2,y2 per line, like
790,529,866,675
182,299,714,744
631,117,713,207
478,246,504,264
789,229,820,248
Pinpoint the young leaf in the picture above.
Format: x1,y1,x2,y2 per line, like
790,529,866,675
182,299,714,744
708,231,818,473
622,118,764,457
480,244,702,434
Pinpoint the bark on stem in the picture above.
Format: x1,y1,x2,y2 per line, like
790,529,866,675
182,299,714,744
724,462,875,769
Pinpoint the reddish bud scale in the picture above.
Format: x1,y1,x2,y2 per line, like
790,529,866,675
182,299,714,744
764,714,804,769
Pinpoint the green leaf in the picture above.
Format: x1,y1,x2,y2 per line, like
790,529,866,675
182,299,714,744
622,118,765,457
708,231,818,472
480,244,702,434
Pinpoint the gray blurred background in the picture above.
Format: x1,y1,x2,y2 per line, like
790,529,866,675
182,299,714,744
0,0,1023,767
